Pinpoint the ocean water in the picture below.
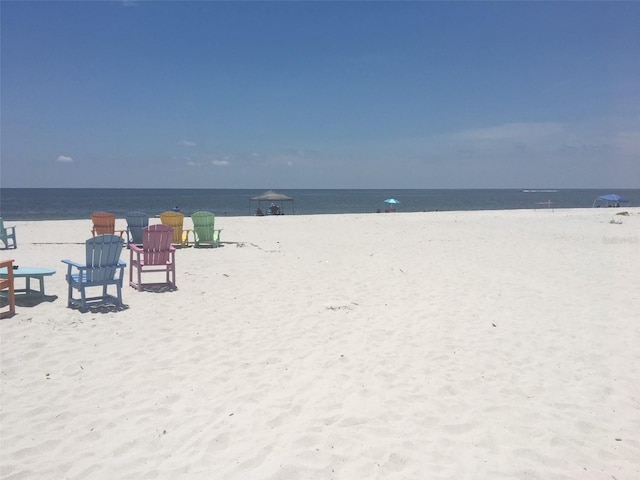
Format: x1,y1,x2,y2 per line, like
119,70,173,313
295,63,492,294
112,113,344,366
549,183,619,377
0,188,638,221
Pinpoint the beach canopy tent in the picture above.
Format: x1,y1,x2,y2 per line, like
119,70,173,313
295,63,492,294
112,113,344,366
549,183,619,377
250,190,294,215
593,194,629,207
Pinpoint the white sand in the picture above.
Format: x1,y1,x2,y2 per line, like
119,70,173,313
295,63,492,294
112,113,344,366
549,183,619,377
1,208,639,479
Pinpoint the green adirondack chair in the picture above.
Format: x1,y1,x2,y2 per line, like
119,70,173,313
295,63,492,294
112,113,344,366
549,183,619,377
191,211,222,248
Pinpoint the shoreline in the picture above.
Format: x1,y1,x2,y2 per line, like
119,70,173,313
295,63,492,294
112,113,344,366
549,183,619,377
3,188,638,221
2,208,639,479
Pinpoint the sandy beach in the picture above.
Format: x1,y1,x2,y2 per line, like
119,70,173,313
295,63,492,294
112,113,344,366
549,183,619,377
1,208,639,480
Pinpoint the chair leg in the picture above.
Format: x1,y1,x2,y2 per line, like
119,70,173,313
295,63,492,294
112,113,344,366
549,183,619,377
79,287,87,312
8,279,15,316
116,283,123,307
0,281,15,319
67,282,74,308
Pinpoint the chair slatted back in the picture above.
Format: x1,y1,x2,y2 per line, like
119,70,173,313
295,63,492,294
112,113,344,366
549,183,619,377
191,211,216,242
142,225,174,265
91,212,117,236
126,212,149,244
160,211,185,244
85,235,124,282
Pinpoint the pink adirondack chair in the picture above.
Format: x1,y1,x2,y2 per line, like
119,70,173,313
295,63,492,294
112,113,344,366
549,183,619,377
129,225,176,291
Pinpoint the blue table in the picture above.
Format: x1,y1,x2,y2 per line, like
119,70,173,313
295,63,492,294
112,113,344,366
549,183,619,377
0,267,56,296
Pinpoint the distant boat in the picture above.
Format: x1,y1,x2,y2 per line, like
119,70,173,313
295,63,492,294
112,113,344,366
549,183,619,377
522,189,558,193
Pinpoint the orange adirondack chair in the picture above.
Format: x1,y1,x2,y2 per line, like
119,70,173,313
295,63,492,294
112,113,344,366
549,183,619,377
91,212,125,238
0,259,16,318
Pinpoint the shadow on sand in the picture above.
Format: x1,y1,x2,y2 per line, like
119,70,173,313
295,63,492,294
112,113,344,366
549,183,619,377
3,294,59,308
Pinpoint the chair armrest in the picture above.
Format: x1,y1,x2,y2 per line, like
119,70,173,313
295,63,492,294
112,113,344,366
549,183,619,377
129,244,144,253
61,259,85,268
0,259,14,269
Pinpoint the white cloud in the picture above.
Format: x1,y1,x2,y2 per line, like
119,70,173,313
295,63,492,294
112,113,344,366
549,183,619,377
57,155,73,163
454,122,565,143
212,159,230,167
180,140,196,147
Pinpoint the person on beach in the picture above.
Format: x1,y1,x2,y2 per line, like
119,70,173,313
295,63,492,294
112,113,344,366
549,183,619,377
171,206,181,212
269,203,280,215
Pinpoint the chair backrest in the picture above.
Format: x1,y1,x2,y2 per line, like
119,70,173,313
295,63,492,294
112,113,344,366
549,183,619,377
91,212,117,235
0,258,15,318
191,211,216,242
141,225,174,265
0,217,5,232
85,234,124,281
160,211,184,244
126,212,149,244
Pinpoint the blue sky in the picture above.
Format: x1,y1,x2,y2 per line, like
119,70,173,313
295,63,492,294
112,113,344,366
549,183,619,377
1,1,639,189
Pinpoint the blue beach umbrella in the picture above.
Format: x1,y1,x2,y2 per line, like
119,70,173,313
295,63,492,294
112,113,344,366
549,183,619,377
597,194,628,203
593,194,629,207
384,198,400,212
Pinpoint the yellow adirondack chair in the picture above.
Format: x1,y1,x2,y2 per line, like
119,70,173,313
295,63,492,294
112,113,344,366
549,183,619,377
160,211,192,247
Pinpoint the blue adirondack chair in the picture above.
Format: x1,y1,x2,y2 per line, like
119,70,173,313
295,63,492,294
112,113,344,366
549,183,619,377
129,225,176,291
61,235,126,312
125,211,149,247
0,217,17,249
191,211,222,248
